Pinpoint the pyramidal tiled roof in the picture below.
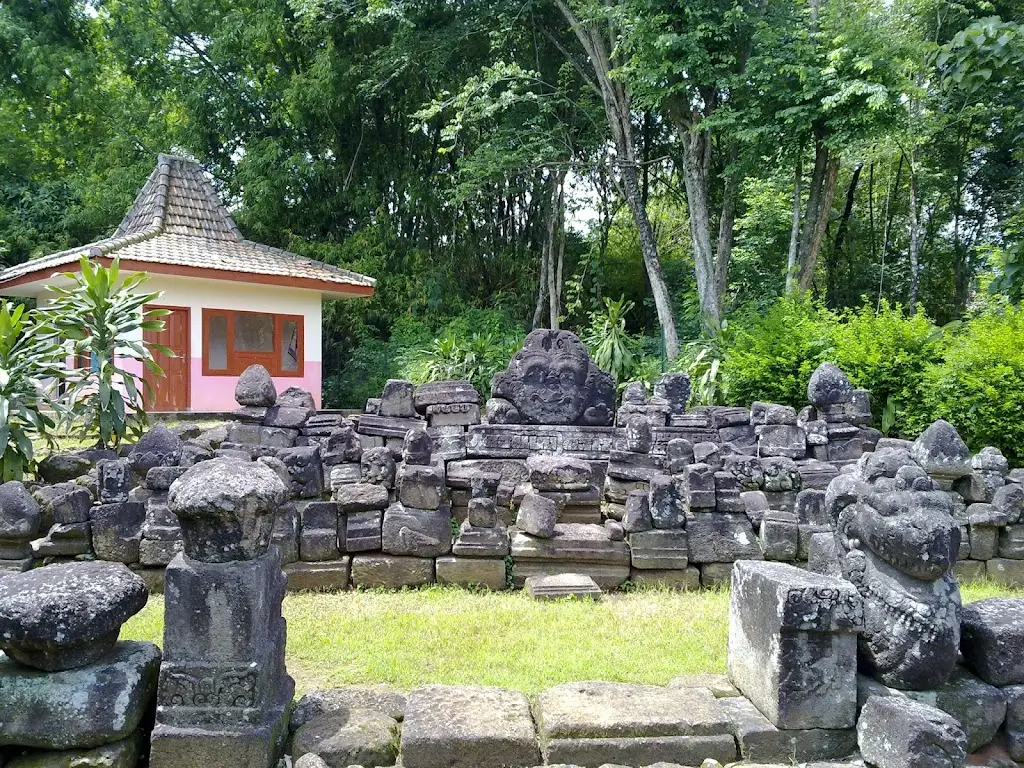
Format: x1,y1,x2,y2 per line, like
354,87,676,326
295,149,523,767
0,154,375,294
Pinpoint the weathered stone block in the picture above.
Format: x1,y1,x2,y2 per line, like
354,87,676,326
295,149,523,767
452,520,509,558
628,529,688,570
721,695,856,763
90,501,145,563
334,482,389,513
987,557,1024,586
382,503,452,557
435,556,506,591
284,559,351,591
139,538,182,566
961,598,1024,685
527,455,592,491
512,562,629,590
684,463,716,509
397,463,445,510
293,709,398,767
516,493,558,538
0,641,159,749
401,685,539,768
524,573,602,600
687,513,761,563
728,561,862,730
379,379,416,418
629,567,700,590
350,554,434,589
649,474,685,529
344,510,383,552
759,511,799,561
856,696,966,768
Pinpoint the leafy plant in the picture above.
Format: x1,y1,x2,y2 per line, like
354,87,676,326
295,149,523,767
402,331,522,396
43,257,169,449
0,301,67,480
581,296,638,384
881,395,897,437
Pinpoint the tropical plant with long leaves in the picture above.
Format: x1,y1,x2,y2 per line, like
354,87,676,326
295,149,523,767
582,296,638,384
43,257,170,449
0,301,67,480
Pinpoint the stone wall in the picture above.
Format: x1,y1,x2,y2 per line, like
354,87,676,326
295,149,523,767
1,350,1021,596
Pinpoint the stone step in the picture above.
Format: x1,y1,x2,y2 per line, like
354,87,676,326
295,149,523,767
524,573,602,601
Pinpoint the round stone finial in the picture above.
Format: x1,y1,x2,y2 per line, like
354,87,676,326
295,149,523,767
911,419,972,482
807,363,854,407
235,364,277,407
168,458,289,563
0,561,148,671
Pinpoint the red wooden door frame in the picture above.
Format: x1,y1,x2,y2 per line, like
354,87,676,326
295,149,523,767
144,304,190,412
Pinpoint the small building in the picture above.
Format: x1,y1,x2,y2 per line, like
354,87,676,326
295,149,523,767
0,154,375,411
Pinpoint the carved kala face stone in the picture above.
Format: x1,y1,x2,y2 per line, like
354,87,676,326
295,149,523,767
855,490,960,581
361,447,396,487
492,330,615,426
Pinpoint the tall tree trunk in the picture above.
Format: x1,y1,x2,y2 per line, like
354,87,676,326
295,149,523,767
828,162,863,304
907,155,921,316
786,154,802,293
877,154,903,310
794,131,840,292
715,144,740,303
678,123,723,332
555,0,681,358
547,169,567,329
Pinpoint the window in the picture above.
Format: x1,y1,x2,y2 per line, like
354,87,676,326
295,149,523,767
202,309,304,377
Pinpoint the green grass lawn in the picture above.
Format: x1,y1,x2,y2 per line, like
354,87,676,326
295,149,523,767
121,580,1024,697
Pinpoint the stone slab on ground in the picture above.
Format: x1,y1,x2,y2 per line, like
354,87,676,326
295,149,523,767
435,556,507,591
510,524,630,564
512,562,630,590
540,734,737,767
524,573,601,601
0,641,160,750
400,684,541,768
535,682,732,740
290,685,408,732
284,559,352,592
350,554,435,589
292,708,399,768
720,695,857,763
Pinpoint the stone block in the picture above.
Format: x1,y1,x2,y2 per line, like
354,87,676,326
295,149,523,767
536,682,736,766
759,511,799,561
146,465,187,492
284,559,352,592
382,504,452,557
525,573,602,600
952,559,985,582
728,561,862,729
435,556,506,590
401,685,539,768
344,511,383,552
379,379,416,418
1000,524,1024,559
700,562,735,587
628,567,700,590
452,521,509,558
1004,684,1024,761
139,538,182,566
427,402,481,427
621,490,653,533
516,493,558,538
721,695,856,763
90,502,144,563
687,513,761,563
961,598,1024,685
758,425,806,459
271,502,299,564
649,474,685,529
5,730,143,768
334,482,389,513
527,455,592,491
290,685,407,732
293,709,398,767
33,483,92,528
299,529,339,562
276,446,323,498
0,641,159,750
263,404,314,430
511,524,630,565
467,497,498,528
856,696,966,768
97,458,131,504
350,554,434,589
628,529,688,570
512,562,629,590
683,463,716,509
714,471,744,513
414,380,480,411
397,464,445,510
970,523,999,560
986,557,1024,587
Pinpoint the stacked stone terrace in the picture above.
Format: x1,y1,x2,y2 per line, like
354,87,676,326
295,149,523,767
1,328,1022,596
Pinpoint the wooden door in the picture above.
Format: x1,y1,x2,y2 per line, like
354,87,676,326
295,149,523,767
144,305,190,412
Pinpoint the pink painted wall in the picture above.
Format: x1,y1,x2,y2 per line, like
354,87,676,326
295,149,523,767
188,358,322,412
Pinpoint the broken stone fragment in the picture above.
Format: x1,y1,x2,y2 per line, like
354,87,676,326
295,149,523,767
235,364,277,407
807,362,854,407
0,561,148,671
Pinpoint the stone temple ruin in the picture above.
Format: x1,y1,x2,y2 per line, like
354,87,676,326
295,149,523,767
0,327,1023,766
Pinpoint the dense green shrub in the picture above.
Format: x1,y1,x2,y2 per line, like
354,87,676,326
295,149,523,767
913,307,1024,464
720,297,835,407
830,300,949,434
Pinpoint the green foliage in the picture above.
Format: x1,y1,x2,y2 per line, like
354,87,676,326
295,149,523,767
913,307,1024,464
830,300,949,433
0,301,66,480
720,297,835,407
581,296,639,385
42,257,167,448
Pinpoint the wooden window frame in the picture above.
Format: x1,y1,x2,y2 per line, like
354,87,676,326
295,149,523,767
202,308,304,377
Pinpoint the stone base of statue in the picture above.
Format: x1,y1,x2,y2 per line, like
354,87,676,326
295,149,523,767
149,546,293,768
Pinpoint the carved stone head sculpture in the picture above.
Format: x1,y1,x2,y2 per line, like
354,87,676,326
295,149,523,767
490,330,614,426
827,449,962,690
